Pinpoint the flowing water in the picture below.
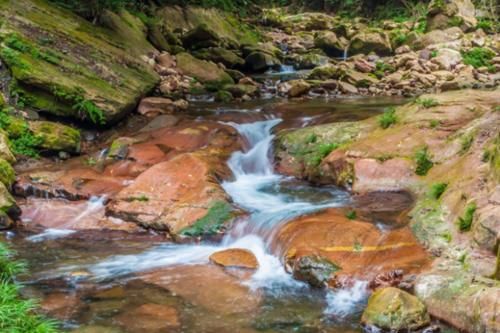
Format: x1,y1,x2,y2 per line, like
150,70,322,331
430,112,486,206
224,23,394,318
2,97,431,333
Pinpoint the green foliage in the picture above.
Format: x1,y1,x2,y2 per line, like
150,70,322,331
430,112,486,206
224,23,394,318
0,47,30,70
457,202,476,232
378,106,397,129
345,210,357,220
429,182,447,199
374,61,395,78
73,99,106,125
416,97,439,108
307,143,339,167
429,119,440,128
0,109,41,158
459,133,474,155
180,201,233,237
476,17,497,33
0,243,60,333
414,146,433,176
3,34,61,66
462,47,495,71
430,50,438,58
414,19,427,33
127,194,149,202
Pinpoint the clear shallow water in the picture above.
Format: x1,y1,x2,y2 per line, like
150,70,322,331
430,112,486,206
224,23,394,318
4,97,421,333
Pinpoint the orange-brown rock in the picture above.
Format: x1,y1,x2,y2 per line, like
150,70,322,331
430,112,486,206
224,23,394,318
209,248,259,269
141,265,261,315
40,292,82,320
106,152,231,234
273,208,429,285
113,303,180,333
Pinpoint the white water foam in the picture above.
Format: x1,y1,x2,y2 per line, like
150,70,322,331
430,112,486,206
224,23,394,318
27,229,76,242
324,280,368,317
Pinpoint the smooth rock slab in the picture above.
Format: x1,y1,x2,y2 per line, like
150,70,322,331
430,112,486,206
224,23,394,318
210,248,259,269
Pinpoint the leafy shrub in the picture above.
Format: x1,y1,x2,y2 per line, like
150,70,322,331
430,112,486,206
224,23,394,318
462,47,495,70
414,146,433,176
73,99,106,125
459,133,474,155
458,203,476,232
378,106,397,129
374,61,395,78
416,97,439,108
429,182,447,199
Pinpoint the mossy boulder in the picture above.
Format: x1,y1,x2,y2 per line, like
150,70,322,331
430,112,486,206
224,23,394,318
224,84,258,98
182,24,222,50
29,121,81,153
0,131,15,163
192,47,244,68
245,51,280,72
0,0,159,124
0,158,15,188
294,52,329,70
176,52,233,90
292,255,340,288
307,64,343,80
314,31,345,57
349,31,393,56
362,287,430,331
427,0,477,32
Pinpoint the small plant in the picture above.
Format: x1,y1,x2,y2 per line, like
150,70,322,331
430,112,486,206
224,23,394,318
378,106,397,129
415,146,434,176
462,47,495,70
10,131,43,158
374,61,395,78
73,98,106,125
429,182,448,199
459,133,474,155
85,157,97,166
353,240,363,252
416,97,439,108
430,50,438,58
345,210,357,220
440,232,452,243
476,18,495,33
458,202,476,232
128,194,149,202
429,119,440,128
414,20,427,34
306,133,318,144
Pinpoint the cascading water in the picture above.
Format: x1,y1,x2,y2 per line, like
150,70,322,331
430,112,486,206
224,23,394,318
87,118,351,292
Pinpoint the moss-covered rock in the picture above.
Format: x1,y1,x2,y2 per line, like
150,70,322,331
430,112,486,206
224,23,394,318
224,84,258,98
182,24,222,50
29,121,80,153
292,255,340,288
0,0,159,124
427,0,477,32
362,287,430,331
349,31,393,56
192,47,244,69
245,51,280,72
176,52,233,90
307,64,342,80
314,31,345,57
0,158,15,188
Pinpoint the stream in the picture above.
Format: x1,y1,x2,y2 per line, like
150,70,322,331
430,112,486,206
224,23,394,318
2,96,434,333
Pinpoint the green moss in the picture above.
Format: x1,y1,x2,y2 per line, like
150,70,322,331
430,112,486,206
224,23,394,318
0,109,42,158
127,194,149,202
378,106,397,129
429,119,440,128
416,97,439,108
0,159,14,187
345,210,357,220
374,61,395,79
414,146,433,176
410,197,450,250
457,202,476,232
180,201,233,237
459,133,474,155
462,47,495,70
429,182,448,200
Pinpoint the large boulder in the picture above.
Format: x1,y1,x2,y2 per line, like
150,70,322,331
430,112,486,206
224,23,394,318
29,121,81,153
413,27,464,50
273,209,429,285
349,31,392,56
245,51,280,72
361,287,430,331
314,31,345,57
182,23,221,50
427,0,477,32
176,52,234,89
431,48,463,70
106,152,234,236
0,0,159,124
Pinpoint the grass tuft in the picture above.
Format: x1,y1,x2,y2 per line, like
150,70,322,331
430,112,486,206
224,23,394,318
458,203,476,232
416,97,439,108
414,146,433,176
378,106,397,129
429,182,448,199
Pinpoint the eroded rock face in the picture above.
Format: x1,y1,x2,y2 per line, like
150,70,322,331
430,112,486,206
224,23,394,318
361,287,430,331
273,209,429,285
106,152,232,235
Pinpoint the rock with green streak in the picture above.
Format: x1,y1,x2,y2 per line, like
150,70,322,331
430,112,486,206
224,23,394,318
292,255,340,288
362,287,430,331
179,201,233,238
307,64,343,80
108,137,139,160
176,53,233,90
29,121,80,153
0,158,15,188
0,0,159,124
0,130,15,163
0,181,16,214
192,47,244,69
275,121,367,179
